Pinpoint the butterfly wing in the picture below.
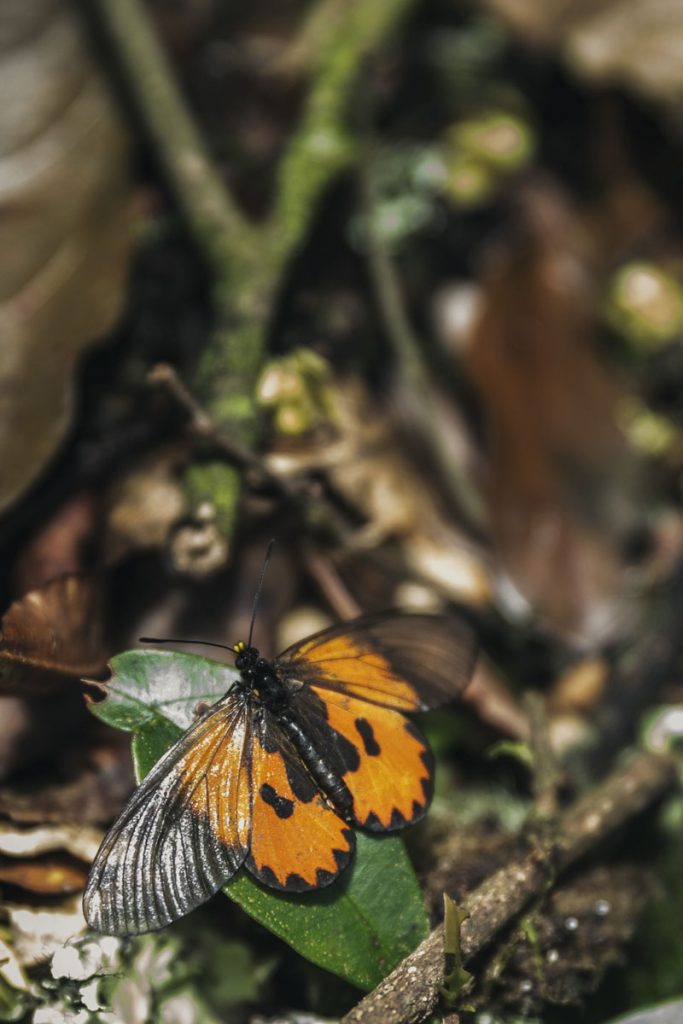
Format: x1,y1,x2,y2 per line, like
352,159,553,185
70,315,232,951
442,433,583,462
275,613,477,831
275,612,477,712
83,694,251,935
246,708,354,891
285,685,434,831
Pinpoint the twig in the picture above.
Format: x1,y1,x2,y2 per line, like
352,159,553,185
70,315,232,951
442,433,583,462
152,362,494,616
360,162,488,535
341,750,677,1024
148,364,297,498
149,364,360,544
304,547,363,620
86,0,259,281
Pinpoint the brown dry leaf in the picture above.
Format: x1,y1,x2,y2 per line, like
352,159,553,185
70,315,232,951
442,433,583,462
481,0,683,108
266,376,493,608
104,449,187,563
0,575,106,694
12,490,100,595
550,656,610,713
0,855,88,896
0,732,133,825
0,0,135,514
461,184,641,643
0,821,102,862
8,895,87,966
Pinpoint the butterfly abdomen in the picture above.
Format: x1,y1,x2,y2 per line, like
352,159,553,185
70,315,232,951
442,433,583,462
278,712,355,820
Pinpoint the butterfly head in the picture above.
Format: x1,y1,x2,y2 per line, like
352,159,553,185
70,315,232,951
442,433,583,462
233,641,259,671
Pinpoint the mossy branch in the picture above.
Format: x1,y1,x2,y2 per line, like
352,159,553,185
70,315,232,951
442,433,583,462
342,750,677,1024
90,0,417,566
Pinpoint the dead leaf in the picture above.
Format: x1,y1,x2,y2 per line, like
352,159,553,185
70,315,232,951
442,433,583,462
0,575,105,694
0,855,88,896
0,731,133,825
265,376,493,608
8,896,87,966
0,822,103,863
461,183,641,643
0,0,135,513
550,657,609,713
11,491,100,595
481,0,683,109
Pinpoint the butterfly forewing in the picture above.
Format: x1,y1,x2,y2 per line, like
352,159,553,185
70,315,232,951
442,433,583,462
246,710,355,891
276,612,477,712
83,694,251,935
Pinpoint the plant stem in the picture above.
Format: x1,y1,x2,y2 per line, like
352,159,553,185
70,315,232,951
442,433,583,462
89,0,418,565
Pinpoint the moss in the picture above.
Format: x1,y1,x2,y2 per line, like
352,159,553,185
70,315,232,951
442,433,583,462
272,0,415,261
184,461,241,539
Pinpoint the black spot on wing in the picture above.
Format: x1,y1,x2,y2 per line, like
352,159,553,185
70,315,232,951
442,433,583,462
354,717,381,756
259,783,294,819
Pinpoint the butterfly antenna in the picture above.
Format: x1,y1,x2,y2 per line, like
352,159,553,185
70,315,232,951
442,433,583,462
248,538,275,647
140,637,238,654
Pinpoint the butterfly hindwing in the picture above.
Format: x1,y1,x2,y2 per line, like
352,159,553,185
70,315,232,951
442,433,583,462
83,694,251,935
276,611,477,712
246,709,355,891
290,685,434,831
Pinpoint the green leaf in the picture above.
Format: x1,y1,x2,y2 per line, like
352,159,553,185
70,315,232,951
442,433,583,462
90,649,429,990
601,1001,683,1024
89,650,239,733
224,831,426,990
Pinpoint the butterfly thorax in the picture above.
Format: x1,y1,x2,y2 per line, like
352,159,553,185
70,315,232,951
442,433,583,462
235,643,289,713
234,642,355,820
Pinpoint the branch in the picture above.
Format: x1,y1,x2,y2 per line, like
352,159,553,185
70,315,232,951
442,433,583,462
90,0,419,566
270,0,415,262
148,363,354,544
360,163,488,534
87,0,260,283
342,750,677,1024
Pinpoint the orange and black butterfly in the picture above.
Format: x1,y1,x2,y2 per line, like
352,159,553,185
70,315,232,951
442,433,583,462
83,610,477,935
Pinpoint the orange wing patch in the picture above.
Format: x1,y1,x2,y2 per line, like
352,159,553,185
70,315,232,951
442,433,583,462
186,709,251,851
83,697,252,935
310,687,434,831
246,714,354,891
289,635,422,711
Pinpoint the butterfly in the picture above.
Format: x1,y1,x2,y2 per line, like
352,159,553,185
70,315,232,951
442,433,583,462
83,610,477,935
